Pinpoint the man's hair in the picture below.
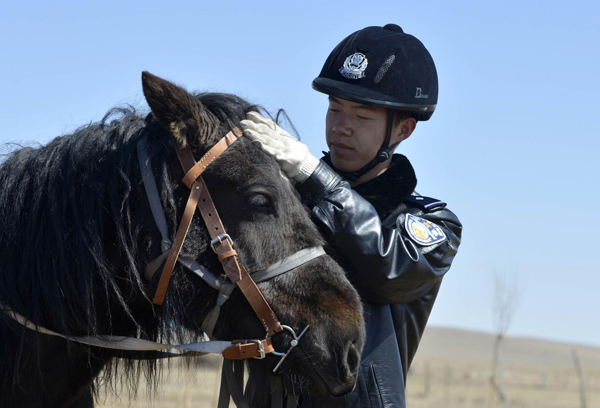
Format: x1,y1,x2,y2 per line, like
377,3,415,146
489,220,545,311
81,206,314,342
393,110,417,126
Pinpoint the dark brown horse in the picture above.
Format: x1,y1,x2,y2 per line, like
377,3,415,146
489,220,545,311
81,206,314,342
0,72,365,407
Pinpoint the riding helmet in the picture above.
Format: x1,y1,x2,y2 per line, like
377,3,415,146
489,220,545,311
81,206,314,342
312,24,438,121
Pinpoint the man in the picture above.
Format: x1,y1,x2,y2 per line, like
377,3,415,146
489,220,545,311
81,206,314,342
241,24,462,408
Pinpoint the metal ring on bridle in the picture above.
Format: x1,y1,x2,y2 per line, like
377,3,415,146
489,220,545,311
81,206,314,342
269,324,310,373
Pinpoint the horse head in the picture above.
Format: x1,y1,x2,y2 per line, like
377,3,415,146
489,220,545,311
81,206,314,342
140,72,366,401
0,72,365,407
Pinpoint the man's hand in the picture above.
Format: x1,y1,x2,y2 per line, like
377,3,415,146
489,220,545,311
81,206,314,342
241,112,320,183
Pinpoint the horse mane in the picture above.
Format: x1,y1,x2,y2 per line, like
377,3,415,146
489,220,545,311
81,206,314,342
0,105,148,330
0,91,261,395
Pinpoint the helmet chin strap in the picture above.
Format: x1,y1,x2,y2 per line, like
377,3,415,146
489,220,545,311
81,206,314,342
324,109,398,182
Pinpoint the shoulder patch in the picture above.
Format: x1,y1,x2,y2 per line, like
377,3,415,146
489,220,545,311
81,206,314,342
403,195,446,211
404,214,447,246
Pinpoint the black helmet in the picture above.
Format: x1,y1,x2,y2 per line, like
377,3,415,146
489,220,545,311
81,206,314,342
314,24,438,181
313,24,438,121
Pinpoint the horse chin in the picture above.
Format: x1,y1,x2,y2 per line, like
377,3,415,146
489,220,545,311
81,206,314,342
307,363,358,398
283,366,357,399
282,346,359,398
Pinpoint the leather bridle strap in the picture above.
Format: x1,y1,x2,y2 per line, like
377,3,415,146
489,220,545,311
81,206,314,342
1,303,273,359
153,128,283,336
152,130,241,305
152,180,203,305
177,131,283,336
180,129,242,188
195,181,283,336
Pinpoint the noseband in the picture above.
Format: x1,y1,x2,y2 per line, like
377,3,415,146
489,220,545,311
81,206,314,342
138,128,324,362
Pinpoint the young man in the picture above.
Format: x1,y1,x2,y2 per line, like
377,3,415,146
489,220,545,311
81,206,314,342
242,24,462,408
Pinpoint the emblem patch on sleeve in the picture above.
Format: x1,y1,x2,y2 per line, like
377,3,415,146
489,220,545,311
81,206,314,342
404,214,446,246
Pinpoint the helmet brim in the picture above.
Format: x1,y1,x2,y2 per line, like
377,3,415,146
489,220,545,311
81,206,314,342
312,78,435,120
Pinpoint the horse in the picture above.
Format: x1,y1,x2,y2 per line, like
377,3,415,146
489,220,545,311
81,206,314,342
0,72,365,408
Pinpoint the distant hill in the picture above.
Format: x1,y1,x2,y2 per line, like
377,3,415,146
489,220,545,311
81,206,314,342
416,326,600,368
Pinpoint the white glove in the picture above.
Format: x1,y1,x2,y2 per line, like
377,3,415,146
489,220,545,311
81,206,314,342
240,112,320,183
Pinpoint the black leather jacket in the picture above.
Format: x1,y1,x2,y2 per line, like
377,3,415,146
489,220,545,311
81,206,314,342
297,155,462,408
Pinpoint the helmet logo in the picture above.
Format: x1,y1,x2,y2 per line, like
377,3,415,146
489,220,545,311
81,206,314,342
415,87,429,98
339,53,368,79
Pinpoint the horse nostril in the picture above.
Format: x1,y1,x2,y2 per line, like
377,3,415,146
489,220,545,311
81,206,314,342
328,340,363,398
345,341,360,376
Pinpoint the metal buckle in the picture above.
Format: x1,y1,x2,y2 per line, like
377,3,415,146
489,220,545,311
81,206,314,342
210,233,233,253
249,339,266,359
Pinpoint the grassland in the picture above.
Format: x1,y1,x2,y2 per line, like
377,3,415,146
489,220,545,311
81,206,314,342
97,327,600,407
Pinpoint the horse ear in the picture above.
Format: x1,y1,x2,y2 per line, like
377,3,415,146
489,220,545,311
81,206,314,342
141,71,218,148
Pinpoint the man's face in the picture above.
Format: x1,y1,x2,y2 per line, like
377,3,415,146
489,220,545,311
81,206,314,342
326,96,390,172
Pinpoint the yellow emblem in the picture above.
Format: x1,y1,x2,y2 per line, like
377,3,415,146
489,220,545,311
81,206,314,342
405,214,446,246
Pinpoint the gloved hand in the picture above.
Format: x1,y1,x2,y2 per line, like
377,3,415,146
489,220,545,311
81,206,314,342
241,112,320,183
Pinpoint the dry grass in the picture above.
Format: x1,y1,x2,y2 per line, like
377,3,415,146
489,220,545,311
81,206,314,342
406,358,600,408
97,355,228,408
96,328,600,407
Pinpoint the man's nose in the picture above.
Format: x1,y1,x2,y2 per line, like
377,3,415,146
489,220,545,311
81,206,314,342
332,115,351,136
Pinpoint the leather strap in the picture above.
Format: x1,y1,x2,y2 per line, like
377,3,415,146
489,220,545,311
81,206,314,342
195,183,282,335
137,137,170,242
152,129,241,304
270,375,284,408
152,180,203,305
222,338,275,360
158,128,283,335
252,246,326,283
181,129,242,188
193,174,282,334
219,360,248,408
218,249,238,262
234,264,282,336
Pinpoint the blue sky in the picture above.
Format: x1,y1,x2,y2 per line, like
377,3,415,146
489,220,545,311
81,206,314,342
1,1,599,347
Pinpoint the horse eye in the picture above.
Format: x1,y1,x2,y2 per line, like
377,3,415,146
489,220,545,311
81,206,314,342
248,194,271,210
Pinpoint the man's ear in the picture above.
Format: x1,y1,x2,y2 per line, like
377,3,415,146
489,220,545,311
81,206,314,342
141,71,219,148
393,117,417,144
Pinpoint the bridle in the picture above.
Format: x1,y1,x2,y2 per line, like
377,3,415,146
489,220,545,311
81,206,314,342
139,127,327,407
148,129,283,336
138,127,326,360
1,126,326,408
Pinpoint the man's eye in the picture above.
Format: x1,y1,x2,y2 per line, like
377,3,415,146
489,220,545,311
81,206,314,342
357,115,372,120
248,194,270,210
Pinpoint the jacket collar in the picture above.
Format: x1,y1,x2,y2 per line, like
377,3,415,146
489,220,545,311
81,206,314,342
352,154,417,216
